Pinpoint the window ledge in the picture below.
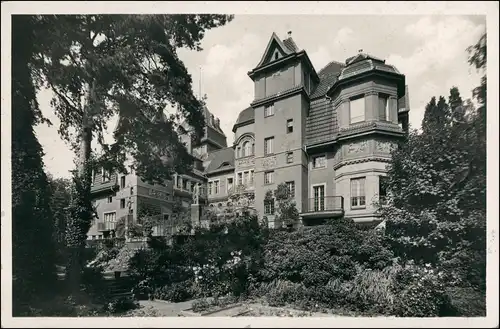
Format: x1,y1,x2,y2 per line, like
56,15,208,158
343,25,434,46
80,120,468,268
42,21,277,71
351,206,366,210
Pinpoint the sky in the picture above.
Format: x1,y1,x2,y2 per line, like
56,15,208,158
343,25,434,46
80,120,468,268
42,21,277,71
34,14,486,178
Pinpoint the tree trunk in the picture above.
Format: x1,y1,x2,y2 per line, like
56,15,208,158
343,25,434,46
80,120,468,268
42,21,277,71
67,80,95,295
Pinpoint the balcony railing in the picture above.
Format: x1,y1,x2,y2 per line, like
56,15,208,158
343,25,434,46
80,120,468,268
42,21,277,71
302,196,344,213
97,221,117,231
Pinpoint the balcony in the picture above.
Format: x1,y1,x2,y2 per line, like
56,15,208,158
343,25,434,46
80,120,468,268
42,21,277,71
300,196,344,220
91,176,118,195
97,221,117,232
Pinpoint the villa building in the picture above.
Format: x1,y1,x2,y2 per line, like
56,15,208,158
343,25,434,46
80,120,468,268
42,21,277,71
87,31,410,239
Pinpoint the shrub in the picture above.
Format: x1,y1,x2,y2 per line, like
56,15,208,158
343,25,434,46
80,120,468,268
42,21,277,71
259,220,391,286
345,267,397,314
191,298,210,313
81,266,107,299
391,263,452,317
132,279,154,301
154,281,193,302
104,296,139,314
445,287,486,317
263,280,309,307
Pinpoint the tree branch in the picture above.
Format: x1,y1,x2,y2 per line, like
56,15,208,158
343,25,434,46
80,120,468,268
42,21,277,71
50,83,82,115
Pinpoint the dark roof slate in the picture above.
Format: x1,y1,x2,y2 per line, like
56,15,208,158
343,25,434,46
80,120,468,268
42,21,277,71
310,61,344,99
204,147,235,174
232,106,255,131
282,37,299,53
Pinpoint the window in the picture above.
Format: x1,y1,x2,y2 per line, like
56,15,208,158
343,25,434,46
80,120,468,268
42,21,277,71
286,181,295,198
227,177,234,192
107,196,113,203
274,52,279,61
91,170,96,185
120,198,126,209
163,214,170,221
286,152,294,164
214,181,220,194
313,185,325,211
264,137,274,156
264,199,275,215
312,155,326,169
102,168,110,183
264,104,275,117
252,143,255,155
208,181,213,195
103,212,116,222
237,147,241,158
379,95,390,121
264,171,274,185
351,177,366,208
182,179,188,191
250,170,254,185
120,176,126,188
244,171,249,185
350,96,365,124
286,119,294,133
237,172,243,185
130,186,134,195
242,141,252,157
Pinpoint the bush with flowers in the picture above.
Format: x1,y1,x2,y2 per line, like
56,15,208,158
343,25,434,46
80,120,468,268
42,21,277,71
390,261,452,317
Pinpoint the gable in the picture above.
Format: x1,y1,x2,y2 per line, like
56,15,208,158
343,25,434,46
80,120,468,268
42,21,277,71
254,33,292,69
262,43,288,66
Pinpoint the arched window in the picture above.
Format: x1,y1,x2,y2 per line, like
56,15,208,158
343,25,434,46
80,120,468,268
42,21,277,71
242,141,248,157
243,141,252,157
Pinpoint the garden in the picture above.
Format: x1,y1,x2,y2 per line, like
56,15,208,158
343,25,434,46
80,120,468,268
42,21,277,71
85,212,484,318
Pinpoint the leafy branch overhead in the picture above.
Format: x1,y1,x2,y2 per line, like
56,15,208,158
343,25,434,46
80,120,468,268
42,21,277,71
30,14,234,184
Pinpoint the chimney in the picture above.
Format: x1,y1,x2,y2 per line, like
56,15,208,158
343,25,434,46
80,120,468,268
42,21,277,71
287,31,292,38
358,49,363,53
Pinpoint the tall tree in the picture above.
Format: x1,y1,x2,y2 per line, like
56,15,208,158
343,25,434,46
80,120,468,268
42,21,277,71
422,96,451,135
467,32,487,129
11,15,57,312
274,183,300,228
381,32,488,289
448,86,466,124
30,14,233,291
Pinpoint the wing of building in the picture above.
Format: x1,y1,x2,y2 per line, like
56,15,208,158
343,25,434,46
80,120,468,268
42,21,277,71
87,31,410,240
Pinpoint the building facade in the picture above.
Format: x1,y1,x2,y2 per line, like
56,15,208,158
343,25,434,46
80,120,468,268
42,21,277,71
204,31,410,228
87,31,410,239
86,107,227,240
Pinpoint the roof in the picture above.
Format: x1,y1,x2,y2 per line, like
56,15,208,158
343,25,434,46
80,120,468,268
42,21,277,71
204,147,235,174
338,53,400,81
282,37,299,53
310,61,345,99
232,106,255,132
